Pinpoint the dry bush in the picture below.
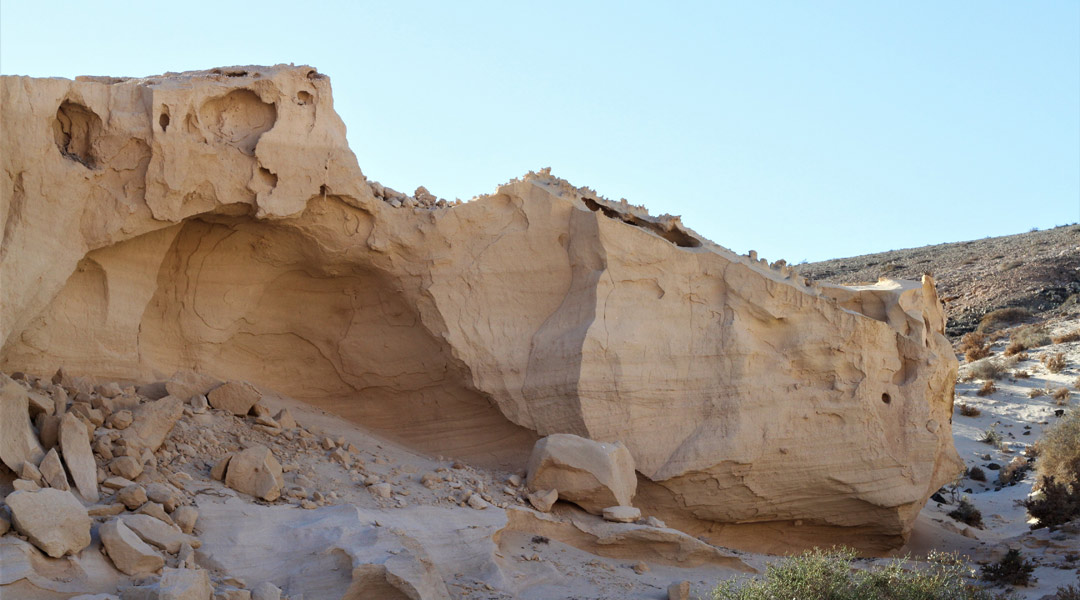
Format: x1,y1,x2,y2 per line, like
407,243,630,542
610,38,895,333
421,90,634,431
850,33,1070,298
1053,329,1080,344
980,426,1003,445
1025,455,1080,530
1014,351,1030,361
977,380,996,396
1074,375,1080,390
1029,388,1047,398
957,403,981,417
958,332,991,362
1011,324,1051,350
1043,352,1067,373
998,455,1030,485
977,307,1031,333
1053,585,1080,600
965,346,991,362
947,497,984,528
966,357,1007,381
1036,408,1080,485
1052,387,1072,404
1004,340,1025,356
967,465,986,482
1013,370,1031,379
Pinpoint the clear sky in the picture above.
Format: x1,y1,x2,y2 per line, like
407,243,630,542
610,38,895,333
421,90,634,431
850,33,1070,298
2,1,1077,262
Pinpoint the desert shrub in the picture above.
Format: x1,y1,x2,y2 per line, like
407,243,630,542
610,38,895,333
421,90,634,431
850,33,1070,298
977,381,996,396
980,426,1002,446
1053,585,1080,600
1036,409,1080,485
1012,370,1030,379
1052,329,1080,344
980,549,1035,586
1010,324,1051,350
997,456,1030,485
960,333,992,362
978,308,1031,334
712,548,1006,600
1028,388,1046,398
1052,387,1071,404
968,466,987,482
1003,341,1025,356
958,403,981,417
967,358,1007,381
1074,376,1080,390
966,346,992,362
1043,352,1066,373
1025,467,1080,530
947,497,984,528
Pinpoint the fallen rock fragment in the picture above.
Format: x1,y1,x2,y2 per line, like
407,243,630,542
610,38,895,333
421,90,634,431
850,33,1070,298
602,506,641,523
274,409,295,428
146,482,181,512
121,396,184,454
251,581,282,600
526,434,636,515
527,488,558,513
0,373,46,472
165,370,222,400
110,455,144,480
211,454,232,481
118,484,149,510
668,580,691,600
121,514,201,553
207,381,262,416
19,459,43,485
224,445,284,501
107,409,134,430
100,517,165,575
136,501,174,525
172,506,198,534
60,412,99,502
5,488,91,557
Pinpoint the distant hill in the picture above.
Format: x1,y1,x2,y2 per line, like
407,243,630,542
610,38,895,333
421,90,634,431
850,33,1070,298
797,224,1080,337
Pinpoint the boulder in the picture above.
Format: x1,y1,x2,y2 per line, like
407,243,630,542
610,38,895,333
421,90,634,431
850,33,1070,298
0,373,45,472
121,396,184,454
39,447,70,490
527,488,558,513
100,517,165,575
172,506,198,534
224,445,284,501
165,370,222,400
526,434,636,515
210,454,232,481
108,409,134,430
5,488,91,557
36,414,61,449
110,455,144,480
207,381,261,416
60,412,99,502
121,514,201,554
250,582,281,600
118,484,149,510
146,482,181,512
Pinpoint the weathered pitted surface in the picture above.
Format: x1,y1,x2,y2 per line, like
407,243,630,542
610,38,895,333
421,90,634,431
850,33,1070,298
0,65,961,552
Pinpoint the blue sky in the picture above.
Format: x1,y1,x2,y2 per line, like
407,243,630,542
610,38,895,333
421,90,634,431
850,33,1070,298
2,1,1077,262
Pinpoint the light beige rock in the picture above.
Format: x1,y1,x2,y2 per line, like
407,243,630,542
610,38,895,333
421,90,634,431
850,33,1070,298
0,373,45,472
103,475,137,490
121,396,184,454
0,66,961,552
250,582,281,600
207,381,262,416
165,370,223,401
668,581,690,600
20,460,43,484
602,505,641,523
211,454,233,481
527,434,636,515
60,412,99,502
12,478,40,491
36,414,61,449
527,488,558,513
121,514,201,554
39,447,70,490
111,455,144,480
118,484,148,510
88,502,127,516
146,482,181,512
136,501,174,525
273,408,296,429
5,488,92,557
100,517,165,575
108,409,134,430
224,445,284,501
25,388,53,418
124,567,213,600
0,511,9,535
172,506,198,534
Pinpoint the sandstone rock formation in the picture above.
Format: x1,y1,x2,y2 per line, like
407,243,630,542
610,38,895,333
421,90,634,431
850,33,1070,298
526,434,637,515
0,65,961,552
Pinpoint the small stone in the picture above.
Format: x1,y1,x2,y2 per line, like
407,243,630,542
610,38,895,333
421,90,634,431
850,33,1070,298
93,437,114,460
507,474,522,487
88,503,126,517
157,567,213,599
110,455,143,480
254,415,279,429
172,506,198,534
108,409,134,430
224,445,284,501
420,472,440,488
13,478,39,491
274,409,296,429
102,476,136,490
251,581,282,600
668,581,691,600
118,484,149,510
190,394,208,414
468,494,490,510
60,412,99,502
322,437,335,450
369,483,392,498
121,514,200,553
645,516,667,528
5,488,92,557
329,447,350,466
177,542,196,568
136,501,174,525
38,448,70,490
633,561,649,574
300,499,317,509
602,505,641,523
97,382,123,399
100,517,164,575
527,488,558,513
19,460,43,485
146,482,180,512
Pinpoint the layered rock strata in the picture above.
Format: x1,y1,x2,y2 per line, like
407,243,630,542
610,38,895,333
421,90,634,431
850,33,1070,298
0,65,962,552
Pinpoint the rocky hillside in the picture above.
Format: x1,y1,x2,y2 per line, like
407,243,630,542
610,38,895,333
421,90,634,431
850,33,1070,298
797,225,1080,337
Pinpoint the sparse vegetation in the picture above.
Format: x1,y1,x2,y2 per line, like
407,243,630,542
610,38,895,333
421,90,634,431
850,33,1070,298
967,358,1007,381
1052,387,1071,405
1052,585,1080,600
1042,352,1066,374
968,466,986,482
980,426,1002,446
1052,329,1080,344
1010,324,1051,351
960,332,992,362
1003,341,1025,357
1025,469,1080,530
977,308,1031,334
1028,388,1046,398
947,497,984,528
712,548,1007,600
997,456,1030,485
1035,409,1080,486
980,549,1035,586
977,381,996,396
958,403,981,417
1013,370,1030,379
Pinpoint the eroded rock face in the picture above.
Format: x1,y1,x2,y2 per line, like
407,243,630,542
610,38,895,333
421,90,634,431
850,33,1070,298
0,65,961,552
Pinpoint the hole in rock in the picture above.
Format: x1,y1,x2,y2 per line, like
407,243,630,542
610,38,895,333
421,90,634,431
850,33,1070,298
159,112,170,132
881,393,891,404
297,90,313,105
52,100,102,168
198,89,277,155
582,197,701,248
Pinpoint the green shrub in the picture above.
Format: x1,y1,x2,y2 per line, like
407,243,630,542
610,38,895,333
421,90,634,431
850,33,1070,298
980,549,1034,586
948,497,984,528
712,548,1009,600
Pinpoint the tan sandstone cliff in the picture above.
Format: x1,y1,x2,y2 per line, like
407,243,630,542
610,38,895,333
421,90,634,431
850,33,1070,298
0,65,963,553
